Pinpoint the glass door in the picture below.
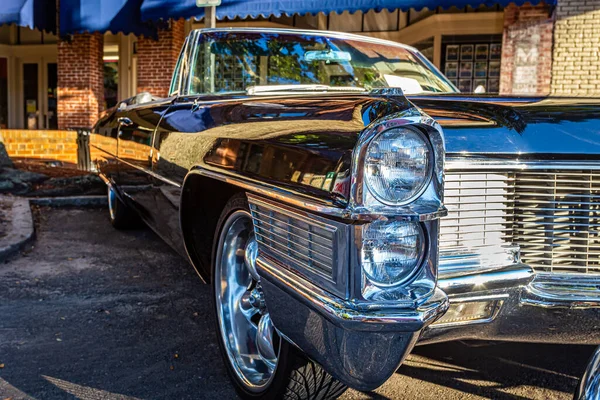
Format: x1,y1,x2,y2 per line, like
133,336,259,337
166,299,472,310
20,58,57,129
46,62,57,129
22,62,39,129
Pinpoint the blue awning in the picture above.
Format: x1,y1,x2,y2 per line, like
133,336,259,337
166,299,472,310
60,0,156,37
141,0,555,21
0,0,57,32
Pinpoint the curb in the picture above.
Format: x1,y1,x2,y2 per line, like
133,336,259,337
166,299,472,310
30,195,107,207
0,195,107,262
0,196,35,261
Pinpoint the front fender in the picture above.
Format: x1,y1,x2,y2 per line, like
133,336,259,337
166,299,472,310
258,255,448,391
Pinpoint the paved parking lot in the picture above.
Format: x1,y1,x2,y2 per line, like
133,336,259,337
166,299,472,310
0,207,595,399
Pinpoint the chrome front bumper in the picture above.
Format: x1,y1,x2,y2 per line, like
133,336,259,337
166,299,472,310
420,265,600,345
257,256,449,391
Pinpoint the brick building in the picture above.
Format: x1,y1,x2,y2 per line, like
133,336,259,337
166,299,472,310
0,0,597,131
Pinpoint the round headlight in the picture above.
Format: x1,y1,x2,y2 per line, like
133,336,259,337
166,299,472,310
364,126,432,205
361,221,425,287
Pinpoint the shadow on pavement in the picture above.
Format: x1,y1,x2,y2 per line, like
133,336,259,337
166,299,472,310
396,341,594,399
0,208,596,400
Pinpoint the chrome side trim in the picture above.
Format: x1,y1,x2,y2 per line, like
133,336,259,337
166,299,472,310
189,167,351,217
118,157,182,188
188,167,440,221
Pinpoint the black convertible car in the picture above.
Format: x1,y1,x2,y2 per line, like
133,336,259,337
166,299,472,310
92,28,600,399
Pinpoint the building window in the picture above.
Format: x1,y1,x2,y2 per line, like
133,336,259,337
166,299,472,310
441,35,502,93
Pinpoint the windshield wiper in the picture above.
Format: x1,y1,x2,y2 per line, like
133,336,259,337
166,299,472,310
246,84,367,95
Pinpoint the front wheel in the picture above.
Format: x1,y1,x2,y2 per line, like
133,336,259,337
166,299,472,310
212,194,347,400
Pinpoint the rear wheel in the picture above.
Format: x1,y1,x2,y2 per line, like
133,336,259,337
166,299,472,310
212,193,347,400
107,185,140,229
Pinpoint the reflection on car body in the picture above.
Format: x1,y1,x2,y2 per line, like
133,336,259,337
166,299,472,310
91,28,600,399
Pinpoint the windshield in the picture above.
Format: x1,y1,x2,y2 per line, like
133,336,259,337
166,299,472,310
187,30,457,95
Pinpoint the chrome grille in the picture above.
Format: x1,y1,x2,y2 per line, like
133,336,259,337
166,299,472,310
248,196,337,280
442,168,600,274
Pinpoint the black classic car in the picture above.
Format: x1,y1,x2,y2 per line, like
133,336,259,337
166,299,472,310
92,28,600,399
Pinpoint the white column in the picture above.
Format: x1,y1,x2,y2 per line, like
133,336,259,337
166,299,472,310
205,6,216,28
118,34,135,101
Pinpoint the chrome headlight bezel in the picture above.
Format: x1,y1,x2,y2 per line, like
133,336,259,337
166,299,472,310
346,106,445,305
348,108,446,221
353,218,437,305
364,126,434,207
360,220,428,296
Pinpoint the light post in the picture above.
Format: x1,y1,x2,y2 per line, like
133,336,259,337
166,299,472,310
196,0,221,28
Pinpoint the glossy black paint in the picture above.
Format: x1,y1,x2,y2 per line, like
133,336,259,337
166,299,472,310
92,93,600,262
156,94,413,204
411,95,600,157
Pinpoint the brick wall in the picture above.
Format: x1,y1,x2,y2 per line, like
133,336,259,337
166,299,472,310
500,2,554,95
57,33,105,129
137,20,186,98
1,130,78,164
552,1,600,96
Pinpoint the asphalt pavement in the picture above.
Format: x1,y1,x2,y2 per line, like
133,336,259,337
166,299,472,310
0,207,595,399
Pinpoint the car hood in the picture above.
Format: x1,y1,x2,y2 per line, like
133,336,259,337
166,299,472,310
410,95,600,157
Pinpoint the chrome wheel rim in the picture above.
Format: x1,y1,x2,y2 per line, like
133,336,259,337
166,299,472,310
108,186,117,221
215,210,280,391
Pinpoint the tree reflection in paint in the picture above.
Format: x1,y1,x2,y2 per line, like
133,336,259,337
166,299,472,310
189,31,456,95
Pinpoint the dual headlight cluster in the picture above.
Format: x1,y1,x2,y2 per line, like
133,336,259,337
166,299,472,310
360,126,432,295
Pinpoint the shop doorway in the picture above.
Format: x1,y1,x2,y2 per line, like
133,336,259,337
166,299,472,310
19,58,57,129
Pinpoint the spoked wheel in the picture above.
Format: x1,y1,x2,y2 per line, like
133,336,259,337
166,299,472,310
215,208,280,389
212,194,347,400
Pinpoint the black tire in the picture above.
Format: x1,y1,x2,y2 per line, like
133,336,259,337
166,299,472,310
107,185,140,229
212,193,347,400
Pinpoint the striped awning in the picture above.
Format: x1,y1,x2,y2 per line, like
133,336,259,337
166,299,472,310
141,0,556,21
0,0,57,33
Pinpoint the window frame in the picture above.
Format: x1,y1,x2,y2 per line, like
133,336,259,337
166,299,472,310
169,34,195,97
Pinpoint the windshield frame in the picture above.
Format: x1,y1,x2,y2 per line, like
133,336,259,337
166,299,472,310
179,27,459,97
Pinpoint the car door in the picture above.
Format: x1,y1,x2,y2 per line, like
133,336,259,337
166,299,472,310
115,101,171,225
144,96,213,257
